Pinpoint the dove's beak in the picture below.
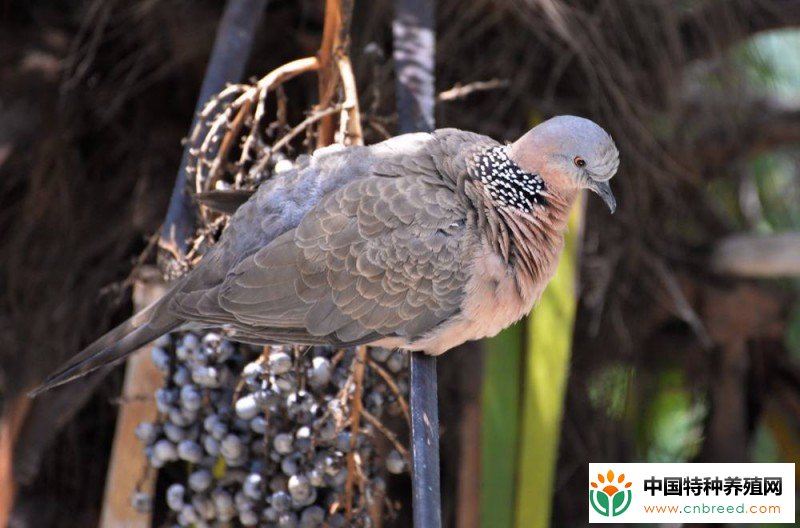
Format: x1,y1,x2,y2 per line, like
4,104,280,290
589,180,616,214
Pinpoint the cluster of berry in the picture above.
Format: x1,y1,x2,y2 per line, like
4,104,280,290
131,332,409,527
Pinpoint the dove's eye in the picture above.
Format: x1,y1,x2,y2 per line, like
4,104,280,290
574,157,586,168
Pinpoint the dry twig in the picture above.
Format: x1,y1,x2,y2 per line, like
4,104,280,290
367,358,411,425
437,78,510,102
362,408,411,465
345,346,367,520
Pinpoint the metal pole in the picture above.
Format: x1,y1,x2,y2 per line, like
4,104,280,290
392,1,441,526
17,0,268,493
159,0,268,262
409,354,442,528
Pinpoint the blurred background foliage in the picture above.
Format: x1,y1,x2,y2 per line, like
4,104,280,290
0,1,799,527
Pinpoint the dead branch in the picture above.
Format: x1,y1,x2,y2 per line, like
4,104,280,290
710,233,800,277
189,56,320,199
317,0,356,147
367,358,410,426
437,79,510,102
345,346,367,520
361,409,411,466
337,55,364,145
251,105,344,175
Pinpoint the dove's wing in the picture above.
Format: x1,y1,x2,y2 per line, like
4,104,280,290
166,129,498,346
215,174,475,345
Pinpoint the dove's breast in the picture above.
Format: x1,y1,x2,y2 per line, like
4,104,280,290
374,238,541,355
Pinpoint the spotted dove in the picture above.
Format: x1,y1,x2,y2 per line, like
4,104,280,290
33,115,619,394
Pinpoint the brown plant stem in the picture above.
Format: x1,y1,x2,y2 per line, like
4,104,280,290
345,346,367,520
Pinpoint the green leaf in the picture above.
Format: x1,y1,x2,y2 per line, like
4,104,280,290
480,322,524,528
515,198,583,528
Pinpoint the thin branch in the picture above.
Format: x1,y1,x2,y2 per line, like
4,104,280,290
362,408,411,465
317,0,356,147
437,79,510,102
337,55,364,146
345,346,367,520
271,105,344,155
367,358,410,426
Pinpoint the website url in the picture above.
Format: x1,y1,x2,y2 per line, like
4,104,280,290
643,504,781,515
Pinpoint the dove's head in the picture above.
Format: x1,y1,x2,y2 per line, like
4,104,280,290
509,115,619,213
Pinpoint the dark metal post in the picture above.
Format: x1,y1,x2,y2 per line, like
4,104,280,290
409,354,442,528
392,1,441,527
392,0,436,135
160,0,268,261
17,0,267,487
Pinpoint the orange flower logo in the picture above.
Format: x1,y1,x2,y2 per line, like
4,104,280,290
590,469,633,517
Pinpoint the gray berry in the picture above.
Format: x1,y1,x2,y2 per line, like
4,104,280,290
243,361,264,379
263,506,279,522
239,509,259,527
386,449,406,474
153,439,178,462
202,435,220,456
278,512,299,528
280,455,299,476
273,372,297,393
180,385,203,412
221,434,244,459
249,415,267,434
181,334,200,350
270,490,292,512
273,432,293,454
308,467,324,487
175,345,191,362
168,408,194,427
163,422,187,443
188,469,213,492
269,351,293,375
171,365,190,386
150,346,170,371
386,351,405,373
192,495,215,520
235,393,260,420
336,431,351,453
370,347,392,362
307,357,332,387
134,422,159,444
300,505,325,528
155,388,177,413
210,421,228,440
177,440,203,463
166,483,185,512
243,473,263,500
130,491,152,513
212,489,235,519
288,474,312,502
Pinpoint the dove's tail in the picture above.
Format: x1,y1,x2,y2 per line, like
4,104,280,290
30,297,183,396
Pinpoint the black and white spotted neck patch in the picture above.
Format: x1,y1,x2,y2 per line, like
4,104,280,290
471,145,547,212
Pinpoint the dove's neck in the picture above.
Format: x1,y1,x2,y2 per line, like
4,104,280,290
497,186,577,297
466,144,578,297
